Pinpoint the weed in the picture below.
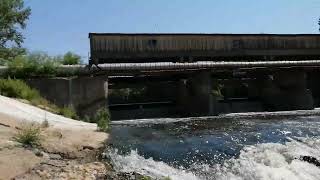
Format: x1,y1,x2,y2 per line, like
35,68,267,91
0,78,41,100
59,106,78,119
14,123,42,147
41,119,49,129
93,107,111,132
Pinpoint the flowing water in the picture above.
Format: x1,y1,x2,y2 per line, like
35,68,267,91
106,114,320,180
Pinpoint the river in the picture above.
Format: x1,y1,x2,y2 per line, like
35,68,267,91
106,113,320,180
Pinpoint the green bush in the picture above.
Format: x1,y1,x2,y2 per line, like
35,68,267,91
0,78,41,100
93,107,111,132
14,123,42,147
6,52,60,78
59,106,78,119
61,52,81,65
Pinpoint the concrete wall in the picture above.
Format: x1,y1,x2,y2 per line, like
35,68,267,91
26,76,108,117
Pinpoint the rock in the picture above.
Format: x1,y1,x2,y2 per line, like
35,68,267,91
83,145,95,150
300,155,320,167
41,152,50,159
49,153,62,160
33,148,43,157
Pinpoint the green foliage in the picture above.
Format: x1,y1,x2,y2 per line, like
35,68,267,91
0,0,31,59
0,47,26,60
3,52,82,78
14,123,42,147
93,107,111,132
6,52,60,78
212,83,224,99
59,106,78,119
61,52,81,65
0,78,40,100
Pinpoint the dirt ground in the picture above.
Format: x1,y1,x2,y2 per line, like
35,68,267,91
0,113,109,180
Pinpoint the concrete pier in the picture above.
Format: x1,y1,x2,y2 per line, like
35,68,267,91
177,72,216,116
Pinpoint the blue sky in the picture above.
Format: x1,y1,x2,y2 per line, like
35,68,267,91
23,0,320,61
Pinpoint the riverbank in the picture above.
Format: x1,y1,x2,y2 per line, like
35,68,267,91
0,95,110,179
0,112,111,180
0,95,155,180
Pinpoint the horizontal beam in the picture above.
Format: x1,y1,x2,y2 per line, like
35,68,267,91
1,60,320,76
64,60,320,71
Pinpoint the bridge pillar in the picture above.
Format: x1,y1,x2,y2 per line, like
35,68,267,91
261,70,314,110
191,71,217,115
176,71,216,116
176,79,190,115
308,71,320,107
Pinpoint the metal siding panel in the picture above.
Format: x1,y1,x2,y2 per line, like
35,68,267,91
89,34,320,60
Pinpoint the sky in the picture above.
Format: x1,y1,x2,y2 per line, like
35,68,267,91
23,0,320,61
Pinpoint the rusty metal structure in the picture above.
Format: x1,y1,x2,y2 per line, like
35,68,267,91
89,33,320,64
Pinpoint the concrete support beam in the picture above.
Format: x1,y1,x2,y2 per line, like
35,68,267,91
177,71,217,116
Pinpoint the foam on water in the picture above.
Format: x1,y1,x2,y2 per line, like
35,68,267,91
107,137,320,180
108,149,199,180
207,137,320,180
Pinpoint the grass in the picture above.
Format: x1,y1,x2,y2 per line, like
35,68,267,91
93,107,111,132
59,106,79,120
0,78,42,101
14,123,42,147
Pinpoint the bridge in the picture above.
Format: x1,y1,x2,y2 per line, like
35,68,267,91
6,59,317,120
11,33,320,120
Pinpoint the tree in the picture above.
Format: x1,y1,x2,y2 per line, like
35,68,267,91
62,52,81,65
0,0,31,59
